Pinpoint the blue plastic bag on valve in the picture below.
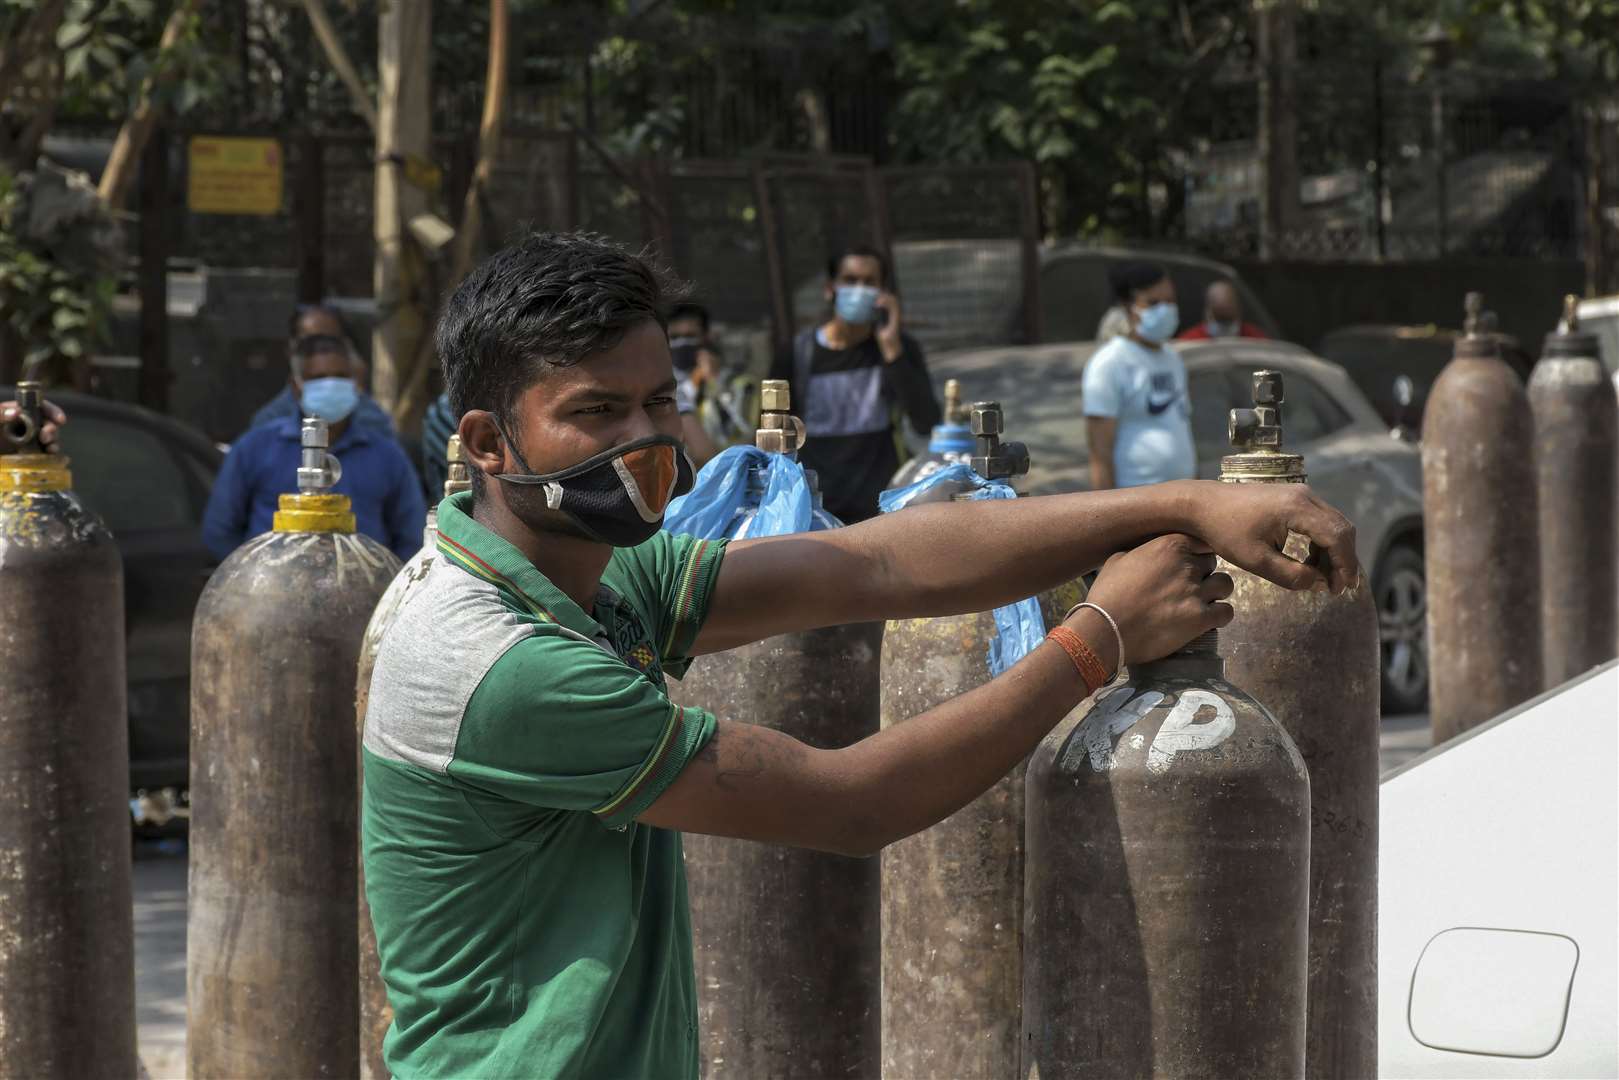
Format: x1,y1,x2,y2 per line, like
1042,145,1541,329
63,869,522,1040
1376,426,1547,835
879,463,1047,677
664,445,815,540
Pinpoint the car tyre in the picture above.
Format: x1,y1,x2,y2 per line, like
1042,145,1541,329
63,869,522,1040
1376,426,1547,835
1375,542,1429,714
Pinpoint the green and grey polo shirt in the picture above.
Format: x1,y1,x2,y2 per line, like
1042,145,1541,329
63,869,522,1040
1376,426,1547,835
361,491,725,1078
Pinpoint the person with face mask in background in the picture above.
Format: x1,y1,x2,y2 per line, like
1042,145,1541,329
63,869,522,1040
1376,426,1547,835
1083,261,1195,491
667,301,747,468
201,317,425,561
250,304,397,435
356,232,1363,1080
421,389,460,499
768,244,941,522
1177,279,1269,341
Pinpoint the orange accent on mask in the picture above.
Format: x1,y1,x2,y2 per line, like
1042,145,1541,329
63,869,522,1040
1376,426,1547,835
620,443,679,515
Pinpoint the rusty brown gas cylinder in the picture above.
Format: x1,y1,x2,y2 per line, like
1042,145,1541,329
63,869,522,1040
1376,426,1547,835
355,437,470,1079
0,383,136,1078
1218,369,1380,1079
1530,297,1619,688
667,621,883,1079
1421,292,1542,743
878,580,1083,1079
189,419,399,1078
1022,631,1310,1080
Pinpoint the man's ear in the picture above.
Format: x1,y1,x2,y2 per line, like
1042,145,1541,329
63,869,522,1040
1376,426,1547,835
459,410,508,480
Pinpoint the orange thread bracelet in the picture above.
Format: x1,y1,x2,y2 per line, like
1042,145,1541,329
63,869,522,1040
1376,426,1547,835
1047,625,1108,694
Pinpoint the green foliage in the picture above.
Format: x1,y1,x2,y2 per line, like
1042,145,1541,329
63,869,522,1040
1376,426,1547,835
888,0,1245,237
0,164,122,377
25,0,225,123
1459,0,1619,85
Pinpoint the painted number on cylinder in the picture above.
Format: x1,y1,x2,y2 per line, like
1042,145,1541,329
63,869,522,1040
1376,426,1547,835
1073,687,1234,774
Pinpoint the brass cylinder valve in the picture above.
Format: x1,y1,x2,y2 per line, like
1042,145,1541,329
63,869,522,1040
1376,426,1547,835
755,379,808,456
943,379,967,425
1455,290,1500,360
969,401,1030,481
1223,370,1305,483
445,434,471,495
3,380,45,452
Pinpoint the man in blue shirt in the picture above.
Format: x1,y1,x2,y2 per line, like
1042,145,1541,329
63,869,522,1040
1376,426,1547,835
1083,262,1196,490
250,304,396,435
203,327,425,561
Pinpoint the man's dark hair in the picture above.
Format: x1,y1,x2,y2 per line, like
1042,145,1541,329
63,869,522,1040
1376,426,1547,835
437,231,675,430
1108,261,1168,304
288,302,348,339
826,244,889,288
666,301,710,332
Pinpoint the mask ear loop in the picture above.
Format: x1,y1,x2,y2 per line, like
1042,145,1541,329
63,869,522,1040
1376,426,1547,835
493,418,540,476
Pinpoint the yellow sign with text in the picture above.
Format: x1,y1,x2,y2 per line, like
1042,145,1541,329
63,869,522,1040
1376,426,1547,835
187,136,283,215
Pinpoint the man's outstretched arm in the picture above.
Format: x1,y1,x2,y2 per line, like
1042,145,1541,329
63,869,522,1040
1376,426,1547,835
645,535,1232,855
692,478,1356,656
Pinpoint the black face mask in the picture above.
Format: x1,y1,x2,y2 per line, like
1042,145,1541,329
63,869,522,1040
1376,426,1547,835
495,428,695,547
669,336,702,375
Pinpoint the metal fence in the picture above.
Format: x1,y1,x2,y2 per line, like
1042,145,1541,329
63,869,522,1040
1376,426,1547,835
75,126,1038,429
298,137,1038,356
1186,69,1586,263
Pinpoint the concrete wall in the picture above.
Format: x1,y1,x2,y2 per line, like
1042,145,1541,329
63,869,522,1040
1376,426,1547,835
1231,258,1584,352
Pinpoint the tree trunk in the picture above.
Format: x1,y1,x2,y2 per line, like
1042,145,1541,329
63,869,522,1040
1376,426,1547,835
373,0,433,432
1257,0,1299,261
1586,100,1617,297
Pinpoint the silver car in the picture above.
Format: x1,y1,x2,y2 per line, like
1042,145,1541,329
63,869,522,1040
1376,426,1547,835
926,337,1429,712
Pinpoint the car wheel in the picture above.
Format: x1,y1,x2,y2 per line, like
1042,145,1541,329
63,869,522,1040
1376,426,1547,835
1375,543,1428,714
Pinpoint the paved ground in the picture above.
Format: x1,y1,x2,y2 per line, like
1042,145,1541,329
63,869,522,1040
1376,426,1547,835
134,846,187,1080
132,716,1437,1078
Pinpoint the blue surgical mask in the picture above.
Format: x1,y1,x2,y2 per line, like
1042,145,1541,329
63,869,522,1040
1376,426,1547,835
834,285,880,325
1135,301,1180,344
300,376,359,423
1206,319,1239,338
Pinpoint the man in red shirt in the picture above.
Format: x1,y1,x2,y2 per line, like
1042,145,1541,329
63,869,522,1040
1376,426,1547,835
1178,280,1269,341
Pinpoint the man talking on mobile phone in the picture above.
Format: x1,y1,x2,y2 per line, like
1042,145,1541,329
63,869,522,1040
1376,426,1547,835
769,244,941,523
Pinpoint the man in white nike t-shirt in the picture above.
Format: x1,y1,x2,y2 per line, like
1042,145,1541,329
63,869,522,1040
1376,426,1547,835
1083,262,1195,490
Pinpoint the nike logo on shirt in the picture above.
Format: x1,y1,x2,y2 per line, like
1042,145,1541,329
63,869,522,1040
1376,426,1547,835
1147,393,1179,415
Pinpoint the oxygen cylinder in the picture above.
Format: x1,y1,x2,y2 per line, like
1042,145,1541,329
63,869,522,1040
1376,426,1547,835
189,417,400,1078
1217,370,1380,1079
667,381,883,1079
887,377,973,496
1022,630,1311,1079
356,434,471,1079
879,402,1075,1079
0,382,136,1076
1422,292,1542,742
1529,296,1618,687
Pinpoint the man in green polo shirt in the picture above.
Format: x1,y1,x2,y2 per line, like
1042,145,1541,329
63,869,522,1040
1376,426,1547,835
361,232,1360,1078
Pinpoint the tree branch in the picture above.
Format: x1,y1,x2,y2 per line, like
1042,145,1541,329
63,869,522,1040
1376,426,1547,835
297,0,379,133
97,0,205,211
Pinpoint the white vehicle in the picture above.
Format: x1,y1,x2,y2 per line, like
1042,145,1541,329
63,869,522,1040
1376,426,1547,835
1573,294,1619,396
1379,662,1618,1077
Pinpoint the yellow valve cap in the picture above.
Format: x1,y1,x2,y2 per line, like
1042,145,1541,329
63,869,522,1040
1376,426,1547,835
272,492,356,533
0,453,72,493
